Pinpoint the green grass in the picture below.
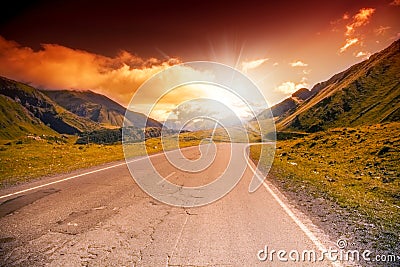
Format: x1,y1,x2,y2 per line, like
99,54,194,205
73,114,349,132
0,136,125,187
250,122,400,232
0,95,57,140
0,76,102,139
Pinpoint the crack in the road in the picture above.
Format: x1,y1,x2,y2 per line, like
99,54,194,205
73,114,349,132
184,209,197,216
135,209,171,266
166,208,191,267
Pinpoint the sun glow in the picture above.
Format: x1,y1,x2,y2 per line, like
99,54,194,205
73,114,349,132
149,83,255,123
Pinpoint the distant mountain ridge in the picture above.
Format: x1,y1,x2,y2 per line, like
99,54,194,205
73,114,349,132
0,76,164,141
42,90,162,128
0,77,102,139
255,39,400,132
255,87,311,120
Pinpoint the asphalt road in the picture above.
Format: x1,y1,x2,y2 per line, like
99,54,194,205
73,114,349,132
0,143,340,266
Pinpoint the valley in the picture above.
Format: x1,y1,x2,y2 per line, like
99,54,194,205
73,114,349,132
0,39,399,266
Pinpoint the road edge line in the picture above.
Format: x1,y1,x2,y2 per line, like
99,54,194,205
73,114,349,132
246,158,343,267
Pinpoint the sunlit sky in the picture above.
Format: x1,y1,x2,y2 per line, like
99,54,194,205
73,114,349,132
149,84,256,122
0,0,399,121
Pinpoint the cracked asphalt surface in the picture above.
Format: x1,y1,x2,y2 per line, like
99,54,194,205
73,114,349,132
0,143,336,266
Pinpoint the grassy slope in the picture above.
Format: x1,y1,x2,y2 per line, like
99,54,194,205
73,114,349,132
53,104,102,133
0,95,57,140
0,76,102,137
276,40,400,132
250,122,399,248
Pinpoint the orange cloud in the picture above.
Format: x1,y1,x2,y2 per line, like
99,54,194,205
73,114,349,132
339,8,375,54
355,51,371,59
289,60,308,67
275,77,308,95
0,36,180,106
345,8,375,36
241,58,268,73
340,38,359,53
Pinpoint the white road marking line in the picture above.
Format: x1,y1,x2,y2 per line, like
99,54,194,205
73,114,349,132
0,145,206,200
0,155,154,200
246,161,343,267
0,161,126,200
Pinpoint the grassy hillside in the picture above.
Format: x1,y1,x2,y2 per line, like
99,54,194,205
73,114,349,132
275,39,400,132
0,95,57,140
42,89,162,128
251,122,400,252
0,76,102,139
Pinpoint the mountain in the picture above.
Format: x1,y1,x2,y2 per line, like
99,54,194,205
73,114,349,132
255,88,311,120
257,39,400,132
0,76,102,139
0,94,57,140
41,90,163,128
291,88,312,101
